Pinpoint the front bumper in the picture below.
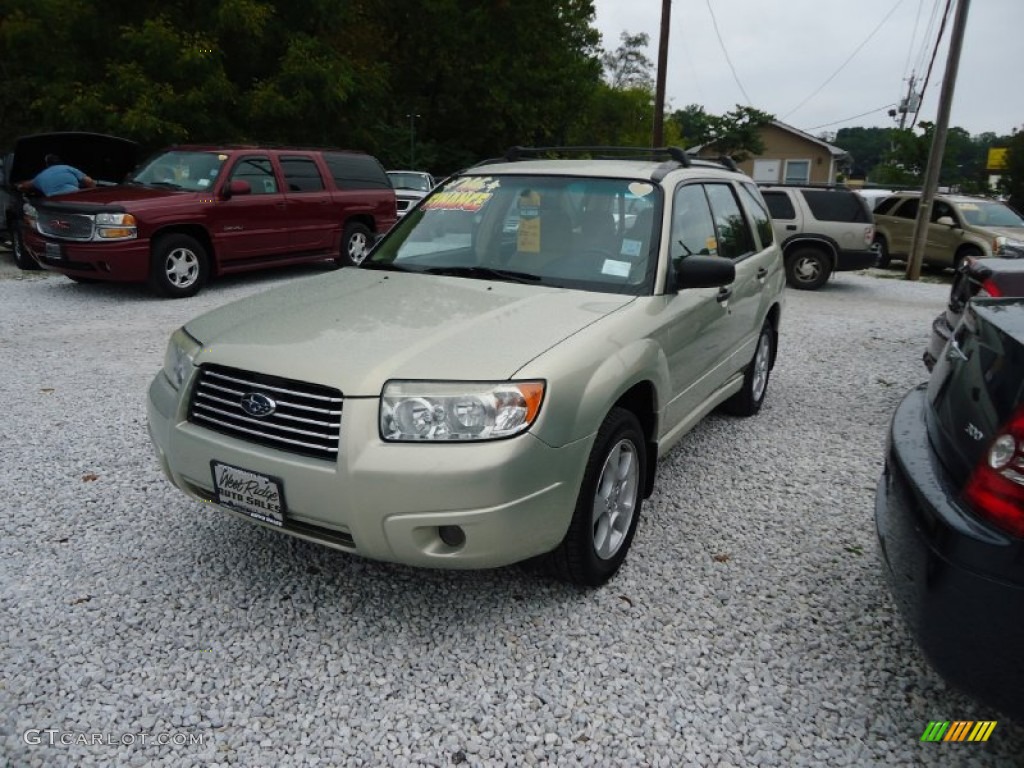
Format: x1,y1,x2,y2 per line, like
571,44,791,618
875,385,1024,720
147,371,592,570
24,227,150,282
835,247,879,272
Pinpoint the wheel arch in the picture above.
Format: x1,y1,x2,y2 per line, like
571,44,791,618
151,224,216,271
612,381,659,499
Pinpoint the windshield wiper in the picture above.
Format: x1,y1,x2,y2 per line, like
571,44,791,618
424,266,541,283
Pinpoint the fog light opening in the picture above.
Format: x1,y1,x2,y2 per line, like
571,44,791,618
438,525,466,548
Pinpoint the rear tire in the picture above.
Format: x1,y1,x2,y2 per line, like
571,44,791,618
722,321,775,417
336,222,372,267
12,227,41,271
542,407,646,586
149,234,208,298
785,247,830,290
874,235,891,268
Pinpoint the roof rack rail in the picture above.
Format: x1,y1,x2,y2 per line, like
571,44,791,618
756,181,851,190
502,145,692,167
688,155,739,172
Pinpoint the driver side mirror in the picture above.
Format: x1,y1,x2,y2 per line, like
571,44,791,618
675,255,735,290
936,215,957,228
224,180,251,199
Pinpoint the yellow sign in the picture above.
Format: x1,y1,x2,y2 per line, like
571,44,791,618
987,148,1008,171
516,191,541,253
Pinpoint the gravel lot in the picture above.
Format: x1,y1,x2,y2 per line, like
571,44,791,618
2,255,1022,767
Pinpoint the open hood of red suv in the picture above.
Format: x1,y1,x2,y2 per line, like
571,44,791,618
7,132,138,186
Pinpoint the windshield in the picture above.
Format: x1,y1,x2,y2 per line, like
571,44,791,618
957,200,1024,228
367,174,662,296
388,172,432,191
131,151,226,191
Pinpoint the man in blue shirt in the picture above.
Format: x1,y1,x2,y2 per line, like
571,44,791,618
18,154,95,196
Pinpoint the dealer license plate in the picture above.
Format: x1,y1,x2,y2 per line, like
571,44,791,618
45,242,63,260
211,462,286,526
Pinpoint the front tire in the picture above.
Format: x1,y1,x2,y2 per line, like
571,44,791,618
544,408,646,586
337,222,372,267
12,227,41,271
785,247,830,290
149,234,208,298
722,321,775,417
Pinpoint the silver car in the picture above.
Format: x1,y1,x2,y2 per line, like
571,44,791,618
148,149,786,585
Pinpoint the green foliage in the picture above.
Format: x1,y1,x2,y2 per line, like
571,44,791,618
1000,128,1024,212
669,104,774,161
602,32,654,90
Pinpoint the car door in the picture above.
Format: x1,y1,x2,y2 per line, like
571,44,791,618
926,199,963,267
211,154,291,263
886,198,919,255
278,154,334,254
659,183,736,430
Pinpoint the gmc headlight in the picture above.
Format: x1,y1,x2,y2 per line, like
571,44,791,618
162,328,202,390
95,212,137,240
22,203,37,227
994,235,1024,257
381,381,545,441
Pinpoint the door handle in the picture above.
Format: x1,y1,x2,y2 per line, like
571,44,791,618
785,224,797,231
275,202,286,209
756,267,768,279
716,287,732,303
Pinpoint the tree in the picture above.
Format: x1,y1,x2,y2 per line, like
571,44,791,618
601,31,654,90
1000,128,1024,212
669,104,774,161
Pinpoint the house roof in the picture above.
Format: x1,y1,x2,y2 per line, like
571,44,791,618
688,119,850,160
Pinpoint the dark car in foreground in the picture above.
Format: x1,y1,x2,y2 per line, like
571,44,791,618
876,297,1024,720
2,132,138,270
924,256,1024,370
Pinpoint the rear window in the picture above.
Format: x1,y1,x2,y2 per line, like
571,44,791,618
873,196,903,216
800,190,870,223
761,191,796,220
324,152,390,190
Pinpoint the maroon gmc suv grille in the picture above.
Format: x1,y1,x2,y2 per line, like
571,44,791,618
37,212,93,241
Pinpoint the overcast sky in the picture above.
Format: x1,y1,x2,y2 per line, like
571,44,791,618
591,0,1021,139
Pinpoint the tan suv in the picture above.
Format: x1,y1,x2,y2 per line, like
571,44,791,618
873,192,1024,270
147,147,785,585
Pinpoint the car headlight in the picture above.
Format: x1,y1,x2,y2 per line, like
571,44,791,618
380,381,545,441
162,328,202,390
994,235,1024,257
95,212,137,240
22,203,37,227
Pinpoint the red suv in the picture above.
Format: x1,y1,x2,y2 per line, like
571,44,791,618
22,145,396,297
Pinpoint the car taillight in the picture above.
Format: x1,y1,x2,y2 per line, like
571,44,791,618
963,408,1024,537
976,278,1003,298
864,226,874,247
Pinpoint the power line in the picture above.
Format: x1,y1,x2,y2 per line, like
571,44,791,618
782,0,907,121
909,0,954,130
900,0,926,83
803,104,899,132
704,0,752,105
912,0,943,80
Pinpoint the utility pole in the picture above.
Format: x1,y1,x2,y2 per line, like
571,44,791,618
906,0,970,281
897,73,918,131
651,0,671,147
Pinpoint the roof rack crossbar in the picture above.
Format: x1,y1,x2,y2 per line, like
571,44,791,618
502,145,692,168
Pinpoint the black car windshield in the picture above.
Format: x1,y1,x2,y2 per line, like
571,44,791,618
367,174,662,296
957,200,1024,228
130,151,226,192
388,172,432,191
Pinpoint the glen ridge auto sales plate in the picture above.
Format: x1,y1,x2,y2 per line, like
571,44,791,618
211,461,286,526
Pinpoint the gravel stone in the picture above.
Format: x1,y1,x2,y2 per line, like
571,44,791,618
1,261,1023,767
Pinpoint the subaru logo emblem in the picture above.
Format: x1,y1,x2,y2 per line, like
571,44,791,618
241,392,276,418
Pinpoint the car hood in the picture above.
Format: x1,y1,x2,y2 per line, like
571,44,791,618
185,269,634,395
7,132,138,186
984,225,1024,240
38,184,190,209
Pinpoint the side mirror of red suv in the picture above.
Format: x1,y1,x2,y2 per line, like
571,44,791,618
225,180,251,199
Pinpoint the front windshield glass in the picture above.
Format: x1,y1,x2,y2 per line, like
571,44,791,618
131,151,226,192
957,200,1024,228
388,172,432,191
368,174,662,296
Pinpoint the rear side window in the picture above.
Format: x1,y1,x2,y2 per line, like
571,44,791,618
800,190,870,223
739,182,774,247
281,156,325,192
762,191,796,220
873,196,902,215
324,152,391,190
894,198,919,219
705,183,755,260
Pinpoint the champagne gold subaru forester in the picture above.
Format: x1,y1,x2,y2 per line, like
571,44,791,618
147,147,786,585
